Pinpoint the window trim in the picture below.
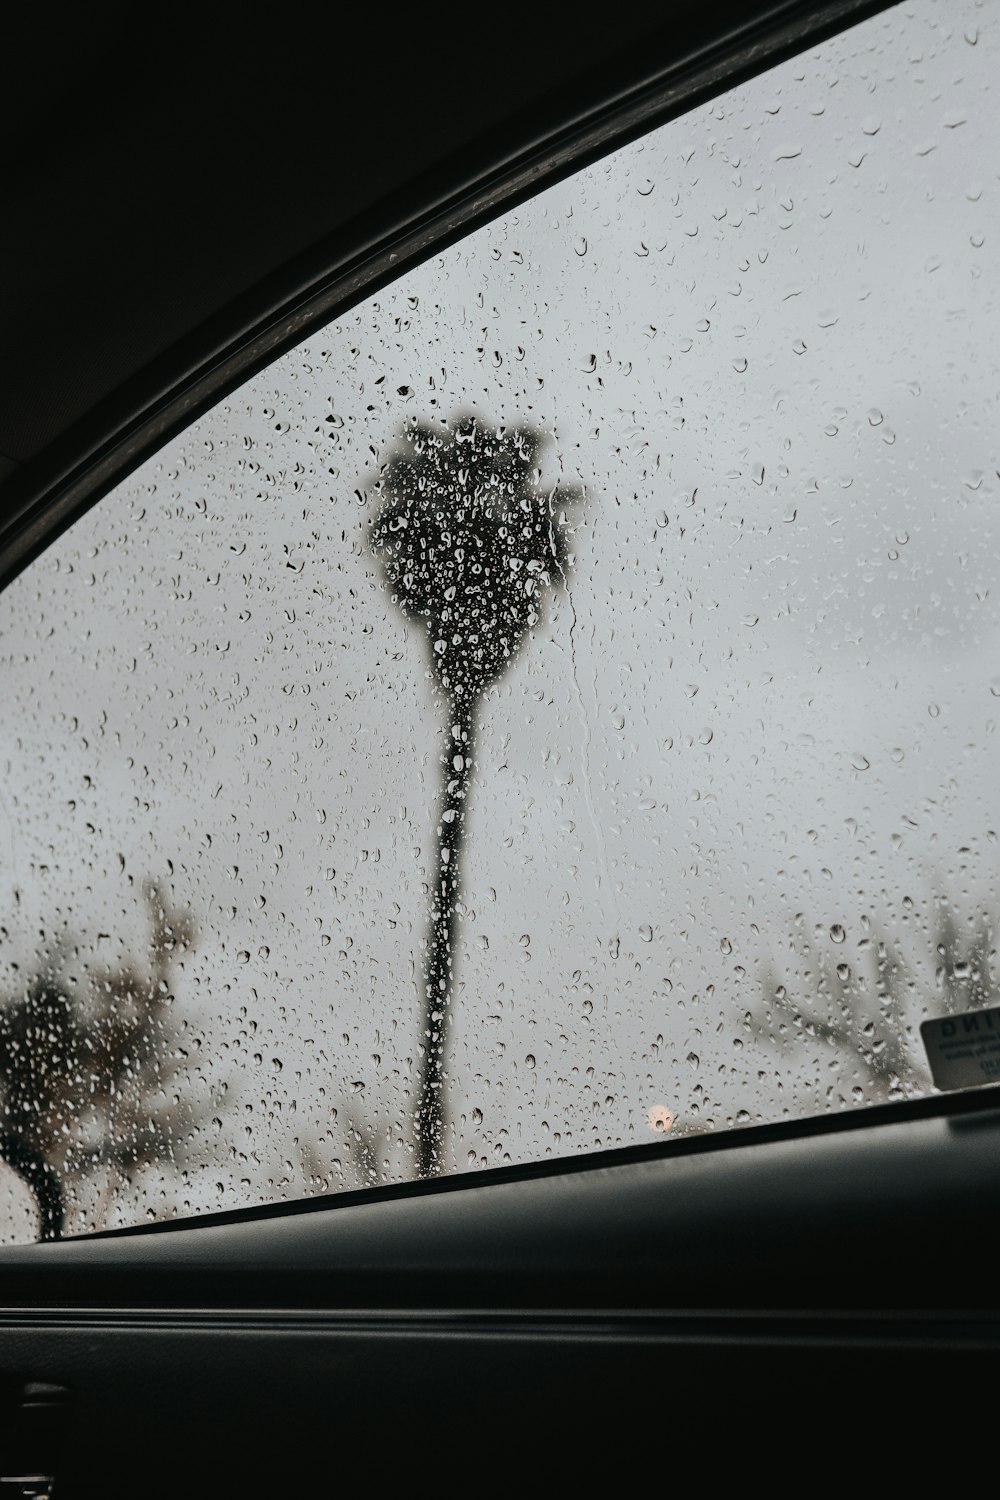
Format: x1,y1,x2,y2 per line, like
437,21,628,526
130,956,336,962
0,0,893,596
73,1086,993,1243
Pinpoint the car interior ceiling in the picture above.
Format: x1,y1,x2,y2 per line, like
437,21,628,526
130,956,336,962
2,1,997,1492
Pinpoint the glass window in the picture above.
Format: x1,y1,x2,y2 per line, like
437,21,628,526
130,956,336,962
2,0,997,1240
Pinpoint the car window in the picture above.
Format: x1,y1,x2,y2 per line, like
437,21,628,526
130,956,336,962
1,0,997,1240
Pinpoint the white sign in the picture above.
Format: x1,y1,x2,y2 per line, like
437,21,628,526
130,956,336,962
921,1008,1000,1092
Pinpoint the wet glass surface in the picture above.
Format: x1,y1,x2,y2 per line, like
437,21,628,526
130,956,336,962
1,0,998,1238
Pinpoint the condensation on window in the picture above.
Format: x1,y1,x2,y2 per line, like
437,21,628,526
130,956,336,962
1,0,997,1241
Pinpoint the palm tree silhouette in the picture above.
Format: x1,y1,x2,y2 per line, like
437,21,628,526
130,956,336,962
370,415,583,1176
0,882,197,1238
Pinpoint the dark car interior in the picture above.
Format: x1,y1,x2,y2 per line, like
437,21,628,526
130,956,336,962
2,1,998,1491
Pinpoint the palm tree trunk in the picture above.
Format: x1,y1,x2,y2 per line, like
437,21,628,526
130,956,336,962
415,694,476,1177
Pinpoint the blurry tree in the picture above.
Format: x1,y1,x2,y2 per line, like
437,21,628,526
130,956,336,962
0,881,197,1239
298,1104,409,1195
370,415,583,1176
753,902,998,1107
